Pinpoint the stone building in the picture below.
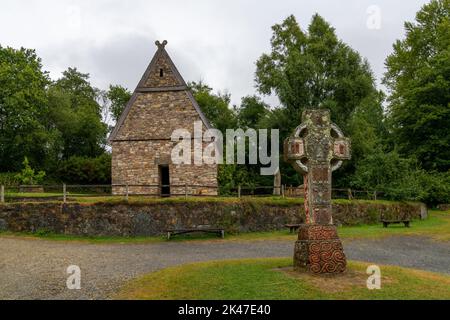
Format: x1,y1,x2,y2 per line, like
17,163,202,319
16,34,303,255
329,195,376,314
108,40,218,196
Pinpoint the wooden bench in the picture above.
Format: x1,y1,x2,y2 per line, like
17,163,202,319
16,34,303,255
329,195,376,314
164,228,225,240
381,220,411,228
285,224,301,233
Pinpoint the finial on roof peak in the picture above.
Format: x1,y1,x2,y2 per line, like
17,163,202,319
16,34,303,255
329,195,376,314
155,40,168,49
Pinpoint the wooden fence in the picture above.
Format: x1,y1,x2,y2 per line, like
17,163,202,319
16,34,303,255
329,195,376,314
0,183,385,203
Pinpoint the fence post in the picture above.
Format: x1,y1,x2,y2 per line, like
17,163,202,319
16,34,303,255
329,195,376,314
238,185,241,199
374,191,377,201
125,184,129,202
63,184,67,203
185,183,188,199
282,185,285,198
347,188,353,200
1,185,4,203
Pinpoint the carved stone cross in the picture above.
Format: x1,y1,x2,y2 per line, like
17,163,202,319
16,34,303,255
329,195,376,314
284,109,351,274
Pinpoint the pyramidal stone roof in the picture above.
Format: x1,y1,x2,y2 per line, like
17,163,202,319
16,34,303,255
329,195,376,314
108,40,211,143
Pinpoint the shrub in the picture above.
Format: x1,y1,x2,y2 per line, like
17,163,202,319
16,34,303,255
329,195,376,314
15,157,46,185
404,171,450,206
56,154,111,184
0,172,20,186
351,151,450,206
372,170,450,206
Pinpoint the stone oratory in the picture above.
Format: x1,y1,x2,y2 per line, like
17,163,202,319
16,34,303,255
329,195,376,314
109,41,218,197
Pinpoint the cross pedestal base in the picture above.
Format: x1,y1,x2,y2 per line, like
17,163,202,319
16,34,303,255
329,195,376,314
293,224,347,274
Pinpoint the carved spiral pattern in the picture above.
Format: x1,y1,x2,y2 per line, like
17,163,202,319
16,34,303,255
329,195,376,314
308,240,346,274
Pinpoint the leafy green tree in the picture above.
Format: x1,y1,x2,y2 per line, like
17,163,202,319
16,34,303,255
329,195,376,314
255,14,384,187
106,85,132,123
255,14,380,131
54,68,101,115
384,0,450,171
47,68,108,159
0,46,53,171
189,81,237,133
190,82,272,190
335,90,386,187
351,150,415,192
218,164,253,195
237,96,270,129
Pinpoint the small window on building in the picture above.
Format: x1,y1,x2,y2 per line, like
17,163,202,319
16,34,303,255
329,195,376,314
160,69,164,77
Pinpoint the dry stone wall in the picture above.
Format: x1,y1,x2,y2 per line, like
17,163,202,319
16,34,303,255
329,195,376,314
0,200,426,237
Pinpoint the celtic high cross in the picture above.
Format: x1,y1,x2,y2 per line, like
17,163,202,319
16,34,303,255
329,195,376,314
284,109,351,274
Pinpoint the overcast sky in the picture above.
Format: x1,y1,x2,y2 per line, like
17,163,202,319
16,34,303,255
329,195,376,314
1,0,429,106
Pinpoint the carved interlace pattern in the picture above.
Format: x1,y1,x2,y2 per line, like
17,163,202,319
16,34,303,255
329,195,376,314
298,225,338,240
304,174,309,224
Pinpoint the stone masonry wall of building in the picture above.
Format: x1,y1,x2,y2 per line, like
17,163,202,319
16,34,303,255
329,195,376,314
144,54,182,88
115,91,205,140
112,140,218,196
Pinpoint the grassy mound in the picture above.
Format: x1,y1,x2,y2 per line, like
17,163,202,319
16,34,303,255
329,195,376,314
115,258,450,300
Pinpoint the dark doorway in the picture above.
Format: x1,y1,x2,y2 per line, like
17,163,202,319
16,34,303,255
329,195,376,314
159,165,170,197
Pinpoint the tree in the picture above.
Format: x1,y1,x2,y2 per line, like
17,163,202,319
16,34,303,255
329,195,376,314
0,46,52,171
255,14,384,187
54,67,101,114
189,81,237,133
237,95,270,129
106,85,132,123
384,0,450,171
47,68,108,160
255,14,380,131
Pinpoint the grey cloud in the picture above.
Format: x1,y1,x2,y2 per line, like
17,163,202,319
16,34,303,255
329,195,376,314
0,0,430,107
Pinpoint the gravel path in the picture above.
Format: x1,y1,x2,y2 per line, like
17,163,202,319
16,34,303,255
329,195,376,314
0,236,448,300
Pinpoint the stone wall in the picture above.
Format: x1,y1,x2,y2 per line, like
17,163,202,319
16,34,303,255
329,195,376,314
0,200,426,237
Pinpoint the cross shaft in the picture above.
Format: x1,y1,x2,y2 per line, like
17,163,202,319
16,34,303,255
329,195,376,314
284,109,350,225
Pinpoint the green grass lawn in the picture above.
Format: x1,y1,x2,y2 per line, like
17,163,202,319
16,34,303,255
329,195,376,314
4,194,413,206
2,195,305,206
1,210,448,244
5,192,101,200
221,210,450,242
339,210,450,241
5,192,64,198
115,258,450,300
